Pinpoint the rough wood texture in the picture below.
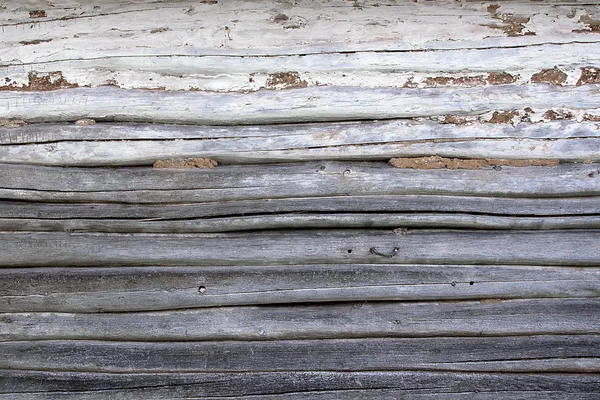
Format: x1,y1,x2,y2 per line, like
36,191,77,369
1,162,599,203
2,85,600,124
2,336,598,373
2,370,599,399
2,120,600,166
3,213,600,233
1,230,600,267
2,265,597,312
1,299,598,341
3,1,600,398
1,0,600,93
2,195,599,218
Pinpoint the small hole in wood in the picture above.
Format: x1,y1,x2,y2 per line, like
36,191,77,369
198,286,207,294
347,249,352,253
470,281,474,285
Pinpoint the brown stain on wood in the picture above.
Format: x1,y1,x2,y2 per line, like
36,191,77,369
75,119,96,126
485,8,535,37
265,71,308,89
29,10,47,18
0,72,78,91
153,158,218,169
488,110,519,124
19,39,53,45
543,109,574,121
442,115,472,125
573,14,600,33
0,119,26,129
423,72,516,88
576,67,600,86
530,67,567,85
389,156,559,170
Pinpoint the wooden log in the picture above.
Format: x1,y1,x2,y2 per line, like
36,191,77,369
2,265,597,312
2,85,600,124
2,336,598,373
1,298,598,341
1,196,599,219
1,162,599,204
2,42,599,92
2,370,598,399
4,213,600,233
1,230,599,267
2,214,600,233
2,121,600,166
1,0,599,60
3,120,598,146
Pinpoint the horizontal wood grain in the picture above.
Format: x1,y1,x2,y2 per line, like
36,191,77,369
2,265,597,312
3,213,600,233
2,336,598,373
2,370,598,399
2,121,600,166
1,162,599,203
2,85,600,124
1,229,599,267
2,195,599,219
1,298,598,341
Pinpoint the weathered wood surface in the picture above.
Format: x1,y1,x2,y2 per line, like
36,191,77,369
1,299,598,341
2,121,600,166
2,265,597,312
3,120,599,145
1,0,600,93
2,370,598,399
2,336,598,373
2,195,599,218
2,1,600,397
3,213,600,233
2,85,600,124
1,162,599,203
1,230,600,267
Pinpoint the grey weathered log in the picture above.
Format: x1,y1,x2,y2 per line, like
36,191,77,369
2,214,600,233
3,120,598,145
2,336,598,373
1,298,598,341
1,370,599,399
2,121,600,165
1,162,599,204
1,230,600,267
1,196,599,220
2,265,597,312
2,85,600,124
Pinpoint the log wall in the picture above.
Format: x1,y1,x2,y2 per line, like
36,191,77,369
1,0,599,398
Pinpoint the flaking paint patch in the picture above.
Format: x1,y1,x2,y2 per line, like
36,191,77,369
530,67,567,85
573,14,600,33
265,71,308,90
488,110,519,124
422,72,517,88
0,71,78,91
485,8,535,37
576,67,600,86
